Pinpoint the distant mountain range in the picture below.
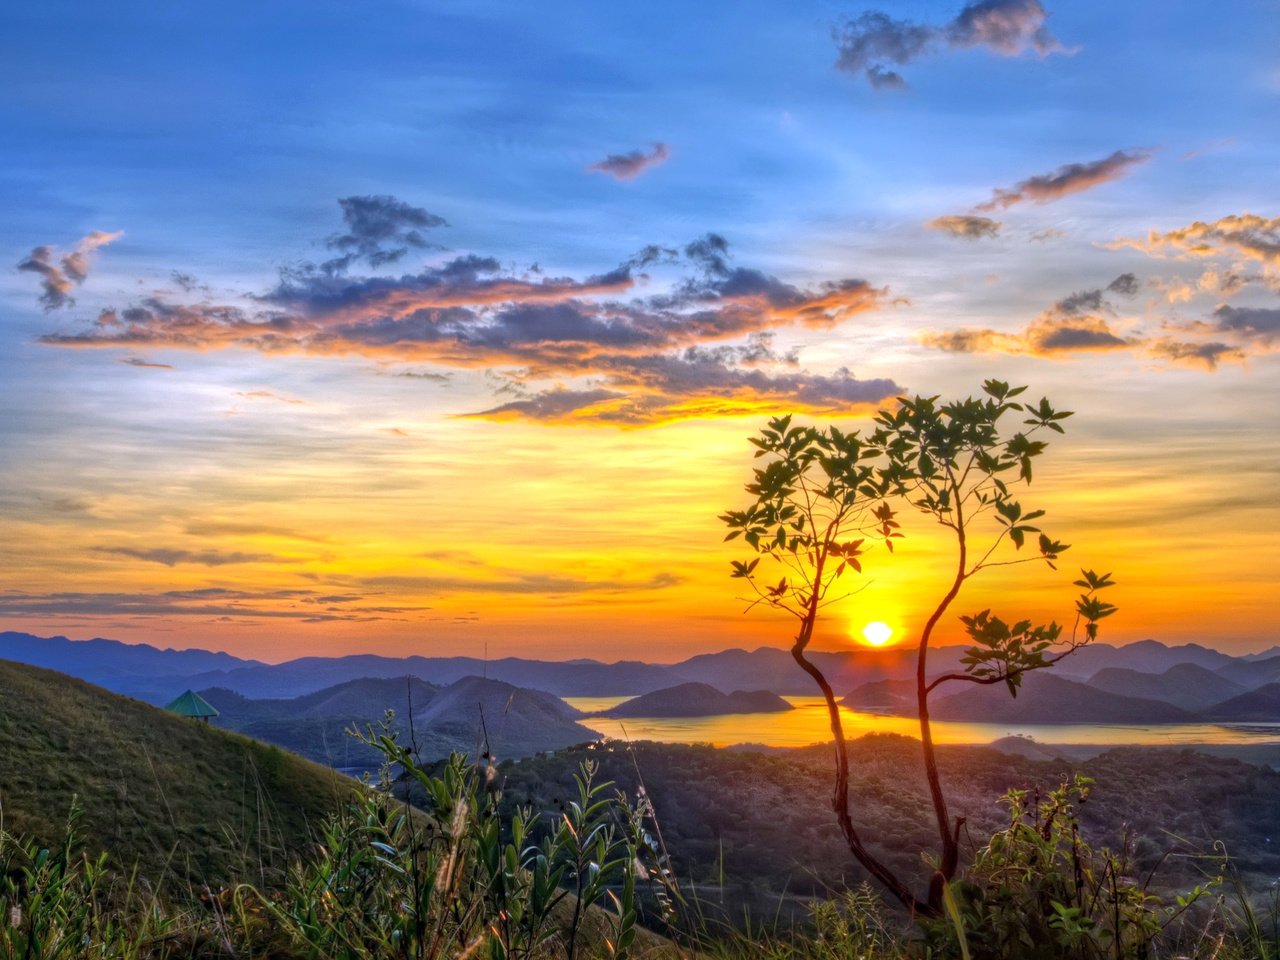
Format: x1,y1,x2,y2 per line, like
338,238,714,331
5,630,1274,704
2,627,1280,727
842,659,1280,724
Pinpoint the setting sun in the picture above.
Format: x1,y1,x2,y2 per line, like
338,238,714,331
860,621,895,647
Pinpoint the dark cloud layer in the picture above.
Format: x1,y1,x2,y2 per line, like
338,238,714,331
587,142,670,180
834,0,1064,89
35,200,898,426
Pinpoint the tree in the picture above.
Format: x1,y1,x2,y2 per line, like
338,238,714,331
719,380,1117,916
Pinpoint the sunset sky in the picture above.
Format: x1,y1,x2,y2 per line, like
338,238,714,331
2,1,1278,661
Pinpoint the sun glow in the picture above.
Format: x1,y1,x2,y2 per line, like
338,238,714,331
860,621,895,647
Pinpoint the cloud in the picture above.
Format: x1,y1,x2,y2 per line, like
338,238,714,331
1109,214,1280,269
833,0,1065,89
921,275,1137,356
470,351,902,426
1213,305,1280,341
39,205,897,426
1147,338,1246,370
359,571,683,595
119,356,174,370
587,142,670,180
1030,227,1066,243
926,215,1003,239
235,389,306,405
921,273,1278,368
974,150,1150,211
94,546,296,566
1107,272,1141,297
0,588,422,622
321,195,448,274
16,230,123,309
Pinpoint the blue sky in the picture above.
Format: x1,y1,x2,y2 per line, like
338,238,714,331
2,0,1278,659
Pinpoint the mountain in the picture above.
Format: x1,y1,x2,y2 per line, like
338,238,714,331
841,678,917,711
672,645,975,695
0,630,258,697
1043,639,1238,680
929,673,1198,724
1216,654,1280,691
1087,663,1246,711
1203,682,1280,722
409,675,600,761
205,675,599,773
0,659,350,886
202,676,442,774
599,682,793,718
160,653,685,701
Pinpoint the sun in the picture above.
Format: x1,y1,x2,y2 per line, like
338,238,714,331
860,621,895,647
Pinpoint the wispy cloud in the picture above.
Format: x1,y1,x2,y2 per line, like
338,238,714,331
974,150,1150,211
833,0,1066,90
359,570,683,595
0,587,425,623
587,142,670,180
926,214,1002,239
93,546,297,566
119,356,174,370
17,230,123,309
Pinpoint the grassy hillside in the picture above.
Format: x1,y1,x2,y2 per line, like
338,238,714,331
0,659,353,888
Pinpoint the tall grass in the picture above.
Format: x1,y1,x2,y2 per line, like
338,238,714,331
2,741,1278,959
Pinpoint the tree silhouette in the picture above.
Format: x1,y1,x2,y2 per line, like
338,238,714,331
720,380,1117,915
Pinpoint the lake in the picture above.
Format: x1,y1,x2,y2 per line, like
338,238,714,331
564,696,1280,749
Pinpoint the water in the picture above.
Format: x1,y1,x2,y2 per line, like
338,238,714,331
565,696,1280,749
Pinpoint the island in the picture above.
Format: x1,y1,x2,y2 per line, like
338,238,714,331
598,681,793,718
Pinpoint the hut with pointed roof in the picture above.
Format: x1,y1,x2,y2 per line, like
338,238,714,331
165,689,219,723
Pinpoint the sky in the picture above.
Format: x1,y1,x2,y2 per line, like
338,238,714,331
2,0,1278,662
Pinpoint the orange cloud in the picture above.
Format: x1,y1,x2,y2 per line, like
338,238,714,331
1110,213,1280,269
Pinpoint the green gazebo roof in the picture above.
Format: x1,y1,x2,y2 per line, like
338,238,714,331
165,689,219,719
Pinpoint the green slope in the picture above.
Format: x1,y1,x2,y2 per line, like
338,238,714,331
0,659,353,888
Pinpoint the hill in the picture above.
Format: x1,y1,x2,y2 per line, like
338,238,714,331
410,675,600,761
929,673,1198,723
841,678,916,711
1216,653,1280,690
0,659,350,886
599,682,793,718
1087,662,1246,711
204,674,600,773
499,736,1280,917
1203,682,1280,722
